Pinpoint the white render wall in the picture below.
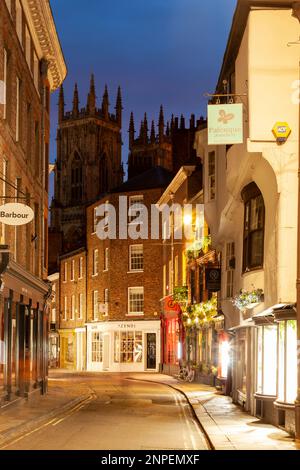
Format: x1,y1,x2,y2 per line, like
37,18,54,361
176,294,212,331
195,7,300,327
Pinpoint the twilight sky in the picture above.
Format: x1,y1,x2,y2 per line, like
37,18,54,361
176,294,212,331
49,0,237,176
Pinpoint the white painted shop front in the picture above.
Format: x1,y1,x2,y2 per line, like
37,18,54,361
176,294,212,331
86,320,161,372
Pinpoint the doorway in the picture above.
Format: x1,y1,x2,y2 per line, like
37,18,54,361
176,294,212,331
147,333,156,370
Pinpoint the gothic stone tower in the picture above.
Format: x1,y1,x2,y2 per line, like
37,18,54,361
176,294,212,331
51,75,123,253
127,106,206,179
127,106,172,180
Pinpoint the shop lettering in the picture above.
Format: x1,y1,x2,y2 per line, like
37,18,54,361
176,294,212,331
118,324,136,329
0,211,30,219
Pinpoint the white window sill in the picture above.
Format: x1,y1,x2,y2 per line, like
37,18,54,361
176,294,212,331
126,313,144,317
92,273,99,278
127,270,144,274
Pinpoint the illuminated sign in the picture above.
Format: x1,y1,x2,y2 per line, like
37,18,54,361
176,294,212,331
0,203,34,226
272,122,291,143
208,103,243,145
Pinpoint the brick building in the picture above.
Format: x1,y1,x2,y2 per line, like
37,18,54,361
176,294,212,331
59,248,87,370
50,77,124,256
86,166,173,372
0,0,66,404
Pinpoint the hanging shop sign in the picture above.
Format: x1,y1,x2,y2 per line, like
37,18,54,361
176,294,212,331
162,295,181,316
272,122,291,143
0,203,34,226
208,103,243,145
206,268,221,292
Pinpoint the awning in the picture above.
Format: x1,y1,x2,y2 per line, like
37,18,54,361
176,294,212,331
252,303,296,324
229,318,256,331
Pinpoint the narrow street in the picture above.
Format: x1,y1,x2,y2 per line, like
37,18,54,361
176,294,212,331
2,373,209,451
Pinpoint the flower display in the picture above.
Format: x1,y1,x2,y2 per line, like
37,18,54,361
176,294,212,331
232,287,263,310
183,294,218,328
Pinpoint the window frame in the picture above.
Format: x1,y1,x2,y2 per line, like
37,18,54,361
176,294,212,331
128,195,144,224
79,256,83,279
71,294,75,320
104,247,109,272
208,151,216,201
71,259,75,281
93,290,98,320
129,244,144,272
128,287,144,316
242,182,265,273
93,248,99,276
78,293,83,320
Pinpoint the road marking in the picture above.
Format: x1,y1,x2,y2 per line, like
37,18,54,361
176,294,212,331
0,394,95,449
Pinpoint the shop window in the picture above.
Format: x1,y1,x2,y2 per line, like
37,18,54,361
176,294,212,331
91,332,103,363
242,182,265,272
129,244,143,271
278,320,297,403
256,325,277,396
114,331,143,363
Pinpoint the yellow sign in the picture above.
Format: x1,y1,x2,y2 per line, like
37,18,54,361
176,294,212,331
272,122,291,143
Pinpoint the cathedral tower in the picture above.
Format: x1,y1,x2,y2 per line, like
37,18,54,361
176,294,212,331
51,75,124,253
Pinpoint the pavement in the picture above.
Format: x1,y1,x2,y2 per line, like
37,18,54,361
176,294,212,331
127,373,299,451
0,376,93,448
0,370,299,450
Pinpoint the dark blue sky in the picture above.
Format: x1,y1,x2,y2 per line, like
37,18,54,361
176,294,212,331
49,0,237,173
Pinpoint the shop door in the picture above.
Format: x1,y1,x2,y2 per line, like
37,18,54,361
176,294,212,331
147,333,156,370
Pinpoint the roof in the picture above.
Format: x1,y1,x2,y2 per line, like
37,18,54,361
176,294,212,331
111,166,174,194
216,0,296,92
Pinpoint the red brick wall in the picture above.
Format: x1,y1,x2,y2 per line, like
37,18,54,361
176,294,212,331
0,0,49,279
86,188,165,322
59,249,87,329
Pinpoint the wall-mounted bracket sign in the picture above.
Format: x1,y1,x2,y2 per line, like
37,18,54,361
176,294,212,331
272,122,291,143
208,103,243,145
0,203,34,226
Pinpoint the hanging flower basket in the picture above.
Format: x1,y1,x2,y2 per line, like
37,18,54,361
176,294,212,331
232,288,263,311
183,295,218,328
